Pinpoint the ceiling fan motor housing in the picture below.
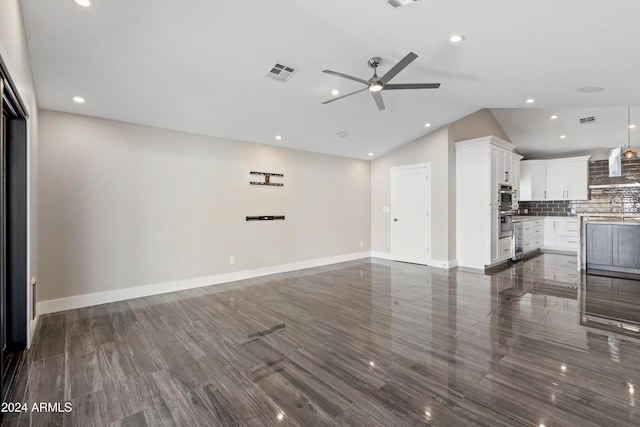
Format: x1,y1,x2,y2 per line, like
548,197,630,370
368,57,381,69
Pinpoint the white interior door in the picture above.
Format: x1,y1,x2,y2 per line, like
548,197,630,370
390,164,431,264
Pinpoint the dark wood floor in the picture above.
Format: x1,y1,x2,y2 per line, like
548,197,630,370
3,253,640,426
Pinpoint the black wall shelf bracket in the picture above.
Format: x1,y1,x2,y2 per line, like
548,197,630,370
246,215,285,221
249,171,284,186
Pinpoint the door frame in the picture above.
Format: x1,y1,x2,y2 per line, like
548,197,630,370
390,162,432,264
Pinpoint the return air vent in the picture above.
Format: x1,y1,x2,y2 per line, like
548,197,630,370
387,0,419,8
266,62,298,83
578,116,597,124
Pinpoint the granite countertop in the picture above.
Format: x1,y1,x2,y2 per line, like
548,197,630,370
513,216,577,222
579,213,640,225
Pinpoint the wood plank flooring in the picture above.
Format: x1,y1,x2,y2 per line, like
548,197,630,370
3,253,640,426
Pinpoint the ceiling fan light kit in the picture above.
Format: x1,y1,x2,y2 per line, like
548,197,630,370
322,52,440,111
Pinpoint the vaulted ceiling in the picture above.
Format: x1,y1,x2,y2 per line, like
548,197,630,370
19,0,640,159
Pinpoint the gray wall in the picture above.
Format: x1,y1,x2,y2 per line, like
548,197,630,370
38,110,371,301
371,109,510,266
371,126,452,265
0,0,39,335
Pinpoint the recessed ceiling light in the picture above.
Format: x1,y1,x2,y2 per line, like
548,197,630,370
331,89,340,96
577,86,604,93
550,115,558,120
75,0,91,6
424,123,431,128
72,96,85,103
560,135,567,139
274,135,282,140
630,124,637,129
449,34,465,43
525,98,535,104
368,152,374,157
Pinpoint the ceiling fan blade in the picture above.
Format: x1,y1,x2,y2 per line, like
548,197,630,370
322,87,369,104
384,83,441,90
379,52,418,84
371,92,385,111
322,70,369,85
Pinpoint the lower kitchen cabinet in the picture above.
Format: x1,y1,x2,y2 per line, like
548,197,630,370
544,217,579,252
612,224,640,268
586,223,640,272
586,224,613,266
515,219,543,255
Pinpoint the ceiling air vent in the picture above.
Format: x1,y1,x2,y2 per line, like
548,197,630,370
387,0,419,8
266,62,298,83
578,116,597,124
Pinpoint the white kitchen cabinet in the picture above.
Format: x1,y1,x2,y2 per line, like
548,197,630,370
546,162,565,200
511,157,521,207
566,160,589,200
515,218,543,255
497,148,514,185
520,156,590,201
520,161,547,201
546,157,590,201
543,217,579,252
456,136,521,270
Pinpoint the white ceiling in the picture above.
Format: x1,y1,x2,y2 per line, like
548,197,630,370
492,107,640,160
18,0,640,160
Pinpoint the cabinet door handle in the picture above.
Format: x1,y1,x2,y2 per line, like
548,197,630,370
544,190,547,199
505,171,509,182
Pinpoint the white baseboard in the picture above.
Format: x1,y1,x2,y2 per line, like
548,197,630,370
429,259,458,269
371,252,457,269
371,251,392,260
28,315,39,349
36,252,372,315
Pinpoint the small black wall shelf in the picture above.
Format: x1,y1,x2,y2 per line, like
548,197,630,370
246,215,285,221
249,171,284,186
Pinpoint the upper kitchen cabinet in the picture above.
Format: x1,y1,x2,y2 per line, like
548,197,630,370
520,156,590,201
520,160,546,201
496,148,513,185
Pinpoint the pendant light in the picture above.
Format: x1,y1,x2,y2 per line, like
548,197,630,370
623,107,637,159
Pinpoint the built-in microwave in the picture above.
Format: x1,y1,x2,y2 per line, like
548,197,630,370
499,184,515,212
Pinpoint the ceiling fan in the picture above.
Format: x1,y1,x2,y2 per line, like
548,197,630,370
322,52,440,111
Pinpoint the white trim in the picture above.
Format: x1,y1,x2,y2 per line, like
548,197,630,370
390,163,432,265
371,252,457,269
371,251,392,260
36,251,371,315
26,113,34,348
429,259,458,269
454,135,515,152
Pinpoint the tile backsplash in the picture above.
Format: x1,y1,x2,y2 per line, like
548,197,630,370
518,158,640,216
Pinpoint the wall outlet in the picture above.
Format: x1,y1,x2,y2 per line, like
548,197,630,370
360,241,364,247
229,256,235,265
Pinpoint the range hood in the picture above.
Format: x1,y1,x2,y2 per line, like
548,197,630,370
589,147,640,189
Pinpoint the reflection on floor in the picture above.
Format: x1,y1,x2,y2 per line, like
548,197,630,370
3,253,640,426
